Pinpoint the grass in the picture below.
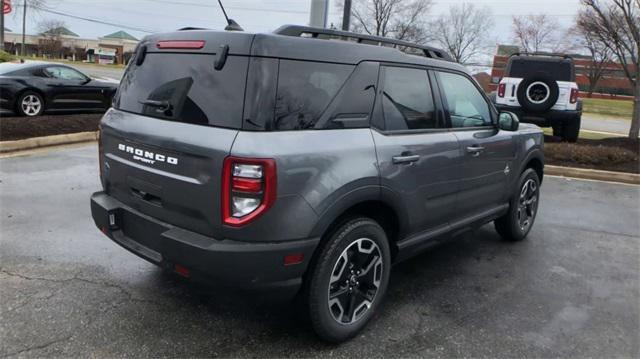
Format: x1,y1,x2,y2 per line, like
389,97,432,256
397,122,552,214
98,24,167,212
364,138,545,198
582,98,633,119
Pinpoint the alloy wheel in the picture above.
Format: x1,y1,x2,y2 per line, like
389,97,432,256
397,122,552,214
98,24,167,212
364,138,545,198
21,95,42,116
517,178,538,232
327,238,383,325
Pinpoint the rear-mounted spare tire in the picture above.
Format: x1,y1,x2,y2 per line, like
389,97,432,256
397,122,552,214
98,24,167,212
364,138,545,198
517,74,559,113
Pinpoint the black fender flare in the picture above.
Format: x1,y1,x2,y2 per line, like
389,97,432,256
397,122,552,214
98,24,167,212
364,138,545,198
308,185,409,241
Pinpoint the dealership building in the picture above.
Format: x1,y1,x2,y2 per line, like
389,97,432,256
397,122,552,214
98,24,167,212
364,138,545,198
1,27,139,65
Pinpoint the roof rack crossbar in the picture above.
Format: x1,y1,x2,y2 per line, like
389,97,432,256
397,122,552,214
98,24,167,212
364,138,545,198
273,25,454,62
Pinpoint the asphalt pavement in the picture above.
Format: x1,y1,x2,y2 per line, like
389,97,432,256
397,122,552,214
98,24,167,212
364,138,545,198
581,114,634,136
0,144,638,358
67,63,125,81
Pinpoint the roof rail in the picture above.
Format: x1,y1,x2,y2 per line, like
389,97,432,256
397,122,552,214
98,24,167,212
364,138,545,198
273,25,454,62
510,52,573,60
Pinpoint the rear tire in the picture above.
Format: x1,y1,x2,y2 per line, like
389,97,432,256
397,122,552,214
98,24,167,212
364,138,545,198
306,217,391,343
495,168,540,241
562,116,581,143
16,91,45,117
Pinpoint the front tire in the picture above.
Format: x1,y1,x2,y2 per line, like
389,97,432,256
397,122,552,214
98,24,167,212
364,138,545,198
306,217,391,343
495,168,540,241
16,91,45,117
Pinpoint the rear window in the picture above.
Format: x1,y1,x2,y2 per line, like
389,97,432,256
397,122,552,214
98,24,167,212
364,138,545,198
274,60,353,130
507,58,574,81
114,53,247,129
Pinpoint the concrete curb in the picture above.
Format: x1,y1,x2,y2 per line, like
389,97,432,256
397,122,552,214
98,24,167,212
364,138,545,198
546,165,640,185
0,131,98,153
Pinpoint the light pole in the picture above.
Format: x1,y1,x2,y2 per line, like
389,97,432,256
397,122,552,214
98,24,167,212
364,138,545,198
342,0,351,31
309,0,328,28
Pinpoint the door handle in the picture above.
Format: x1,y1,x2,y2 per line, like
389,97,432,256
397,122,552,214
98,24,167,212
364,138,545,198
466,146,485,157
392,154,420,164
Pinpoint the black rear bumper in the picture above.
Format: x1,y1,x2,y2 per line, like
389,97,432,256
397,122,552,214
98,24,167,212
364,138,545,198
495,104,581,126
91,191,319,296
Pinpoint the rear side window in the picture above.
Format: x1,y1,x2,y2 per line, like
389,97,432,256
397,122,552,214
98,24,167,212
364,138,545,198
114,53,247,129
507,59,573,81
274,60,353,130
381,66,439,131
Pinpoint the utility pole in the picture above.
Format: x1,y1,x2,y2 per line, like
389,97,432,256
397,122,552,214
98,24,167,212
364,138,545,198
21,0,26,56
309,0,328,28
341,0,351,31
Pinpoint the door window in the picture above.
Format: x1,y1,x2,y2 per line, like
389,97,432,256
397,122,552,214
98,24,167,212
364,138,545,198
44,66,87,81
381,66,439,131
437,71,492,128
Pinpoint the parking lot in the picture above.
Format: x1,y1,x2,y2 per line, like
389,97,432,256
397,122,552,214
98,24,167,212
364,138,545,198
0,143,638,358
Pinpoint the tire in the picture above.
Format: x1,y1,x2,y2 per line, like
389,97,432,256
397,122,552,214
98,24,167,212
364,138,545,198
495,168,540,241
16,91,45,117
306,217,391,343
516,74,559,113
562,116,581,143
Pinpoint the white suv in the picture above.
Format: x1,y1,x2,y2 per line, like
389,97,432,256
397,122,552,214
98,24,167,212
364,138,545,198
492,53,582,142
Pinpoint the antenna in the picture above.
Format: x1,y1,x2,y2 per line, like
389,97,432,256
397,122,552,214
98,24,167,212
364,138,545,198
217,0,244,31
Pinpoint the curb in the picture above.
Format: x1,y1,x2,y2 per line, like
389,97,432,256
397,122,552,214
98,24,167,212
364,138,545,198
546,165,640,185
0,131,98,153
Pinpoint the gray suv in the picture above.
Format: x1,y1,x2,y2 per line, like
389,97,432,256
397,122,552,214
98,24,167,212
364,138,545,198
91,25,544,342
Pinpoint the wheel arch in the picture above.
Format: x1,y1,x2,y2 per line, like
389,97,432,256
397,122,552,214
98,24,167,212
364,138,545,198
308,189,407,262
521,150,544,184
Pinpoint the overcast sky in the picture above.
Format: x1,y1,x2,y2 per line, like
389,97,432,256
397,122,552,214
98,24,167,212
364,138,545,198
4,0,582,54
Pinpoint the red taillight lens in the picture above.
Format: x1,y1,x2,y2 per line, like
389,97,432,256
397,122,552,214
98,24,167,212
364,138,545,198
222,157,276,227
156,40,205,49
498,83,506,98
570,88,579,104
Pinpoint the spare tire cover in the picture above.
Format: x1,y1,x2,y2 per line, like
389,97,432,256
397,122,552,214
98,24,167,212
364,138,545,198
517,73,559,113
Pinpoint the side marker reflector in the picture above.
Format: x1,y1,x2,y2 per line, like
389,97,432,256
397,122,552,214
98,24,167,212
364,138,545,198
284,253,304,266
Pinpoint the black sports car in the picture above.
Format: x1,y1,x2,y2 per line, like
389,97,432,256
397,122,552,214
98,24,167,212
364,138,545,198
0,61,119,117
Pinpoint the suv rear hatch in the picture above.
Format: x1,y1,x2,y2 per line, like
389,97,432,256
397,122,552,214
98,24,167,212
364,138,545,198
100,31,254,238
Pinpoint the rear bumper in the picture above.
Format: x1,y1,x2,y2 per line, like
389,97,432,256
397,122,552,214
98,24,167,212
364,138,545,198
91,191,319,296
495,104,580,126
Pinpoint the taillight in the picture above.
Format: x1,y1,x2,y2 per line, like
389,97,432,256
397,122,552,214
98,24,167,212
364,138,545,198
222,157,276,226
570,88,579,104
498,83,506,98
156,40,205,49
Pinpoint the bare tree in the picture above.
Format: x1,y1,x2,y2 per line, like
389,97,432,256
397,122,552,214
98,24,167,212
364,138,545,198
571,23,612,97
511,14,563,53
580,0,639,139
433,3,493,64
343,0,433,44
38,18,65,58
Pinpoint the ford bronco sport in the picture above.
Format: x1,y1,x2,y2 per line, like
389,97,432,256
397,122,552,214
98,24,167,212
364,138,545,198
492,53,582,142
91,25,544,342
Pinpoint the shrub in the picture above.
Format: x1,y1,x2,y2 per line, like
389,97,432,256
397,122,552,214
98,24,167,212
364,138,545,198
0,50,16,63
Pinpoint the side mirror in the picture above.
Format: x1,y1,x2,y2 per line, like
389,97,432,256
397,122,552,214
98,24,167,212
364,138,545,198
498,111,519,131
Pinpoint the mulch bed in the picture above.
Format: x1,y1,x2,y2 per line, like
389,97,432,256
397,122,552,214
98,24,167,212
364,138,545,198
544,135,640,174
0,113,102,141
